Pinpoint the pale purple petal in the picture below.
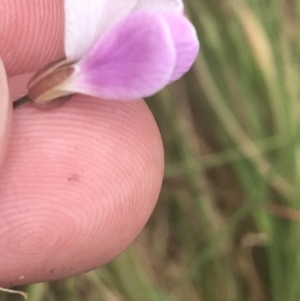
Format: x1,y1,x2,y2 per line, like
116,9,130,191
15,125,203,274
133,0,184,14
63,12,176,101
0,59,12,168
65,0,138,61
163,13,199,82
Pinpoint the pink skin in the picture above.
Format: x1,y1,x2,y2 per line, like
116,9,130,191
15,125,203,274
0,0,164,287
0,61,11,167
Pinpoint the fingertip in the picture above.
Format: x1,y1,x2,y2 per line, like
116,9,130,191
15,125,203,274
0,0,64,76
8,72,35,101
0,59,12,167
0,96,164,286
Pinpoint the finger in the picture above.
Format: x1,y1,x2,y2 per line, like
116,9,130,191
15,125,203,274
0,0,64,76
0,60,12,166
8,73,35,101
0,96,164,287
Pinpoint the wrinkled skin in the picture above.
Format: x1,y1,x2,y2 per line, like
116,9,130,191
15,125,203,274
0,0,164,287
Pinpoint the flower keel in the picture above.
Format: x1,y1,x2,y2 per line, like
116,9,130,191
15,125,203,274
28,62,76,105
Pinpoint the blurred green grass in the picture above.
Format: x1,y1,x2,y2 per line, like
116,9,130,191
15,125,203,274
3,0,300,300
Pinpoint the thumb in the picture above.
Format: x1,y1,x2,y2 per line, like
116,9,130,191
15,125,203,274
0,0,64,76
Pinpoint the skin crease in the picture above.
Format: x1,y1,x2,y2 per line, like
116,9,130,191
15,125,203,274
0,0,164,287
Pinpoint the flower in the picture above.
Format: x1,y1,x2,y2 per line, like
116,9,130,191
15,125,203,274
28,0,200,107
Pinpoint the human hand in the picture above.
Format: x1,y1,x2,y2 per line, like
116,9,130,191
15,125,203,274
0,0,164,287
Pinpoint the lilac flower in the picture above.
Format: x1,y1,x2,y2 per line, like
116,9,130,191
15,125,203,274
28,0,200,106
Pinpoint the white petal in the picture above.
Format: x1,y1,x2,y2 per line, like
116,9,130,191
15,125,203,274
133,0,184,13
0,59,12,168
64,0,138,62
